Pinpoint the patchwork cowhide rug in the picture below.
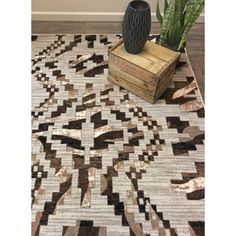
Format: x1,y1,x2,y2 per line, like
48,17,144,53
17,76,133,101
31,35,205,236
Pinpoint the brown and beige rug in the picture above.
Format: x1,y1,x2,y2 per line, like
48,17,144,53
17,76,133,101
31,35,205,236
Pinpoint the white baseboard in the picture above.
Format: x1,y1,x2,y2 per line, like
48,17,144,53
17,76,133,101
32,12,204,23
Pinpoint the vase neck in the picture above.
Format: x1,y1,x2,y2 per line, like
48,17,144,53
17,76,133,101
129,0,149,11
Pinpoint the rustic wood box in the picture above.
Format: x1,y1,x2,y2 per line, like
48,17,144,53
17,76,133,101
108,39,181,103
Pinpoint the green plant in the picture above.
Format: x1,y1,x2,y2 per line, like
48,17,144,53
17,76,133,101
156,0,204,51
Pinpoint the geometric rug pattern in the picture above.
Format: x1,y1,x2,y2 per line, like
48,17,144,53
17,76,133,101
32,35,204,236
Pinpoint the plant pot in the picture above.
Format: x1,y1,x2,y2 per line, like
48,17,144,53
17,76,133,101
122,0,151,54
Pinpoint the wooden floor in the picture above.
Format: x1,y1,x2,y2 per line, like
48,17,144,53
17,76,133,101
32,21,204,101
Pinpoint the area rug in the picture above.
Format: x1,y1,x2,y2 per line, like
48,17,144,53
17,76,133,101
31,35,205,236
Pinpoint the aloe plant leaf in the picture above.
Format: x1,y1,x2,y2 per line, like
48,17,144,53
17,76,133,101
178,0,204,50
159,0,176,45
156,0,163,25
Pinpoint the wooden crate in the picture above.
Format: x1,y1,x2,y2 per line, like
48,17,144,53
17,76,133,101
108,39,181,103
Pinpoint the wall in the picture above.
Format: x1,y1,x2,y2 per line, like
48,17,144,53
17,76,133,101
32,0,204,22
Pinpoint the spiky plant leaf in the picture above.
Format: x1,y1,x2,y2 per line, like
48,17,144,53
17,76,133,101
156,0,163,25
178,0,204,50
159,0,176,46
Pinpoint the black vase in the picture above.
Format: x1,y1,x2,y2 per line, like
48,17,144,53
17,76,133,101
122,0,151,54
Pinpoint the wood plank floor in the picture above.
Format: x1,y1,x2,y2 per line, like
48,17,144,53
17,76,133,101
32,21,204,101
